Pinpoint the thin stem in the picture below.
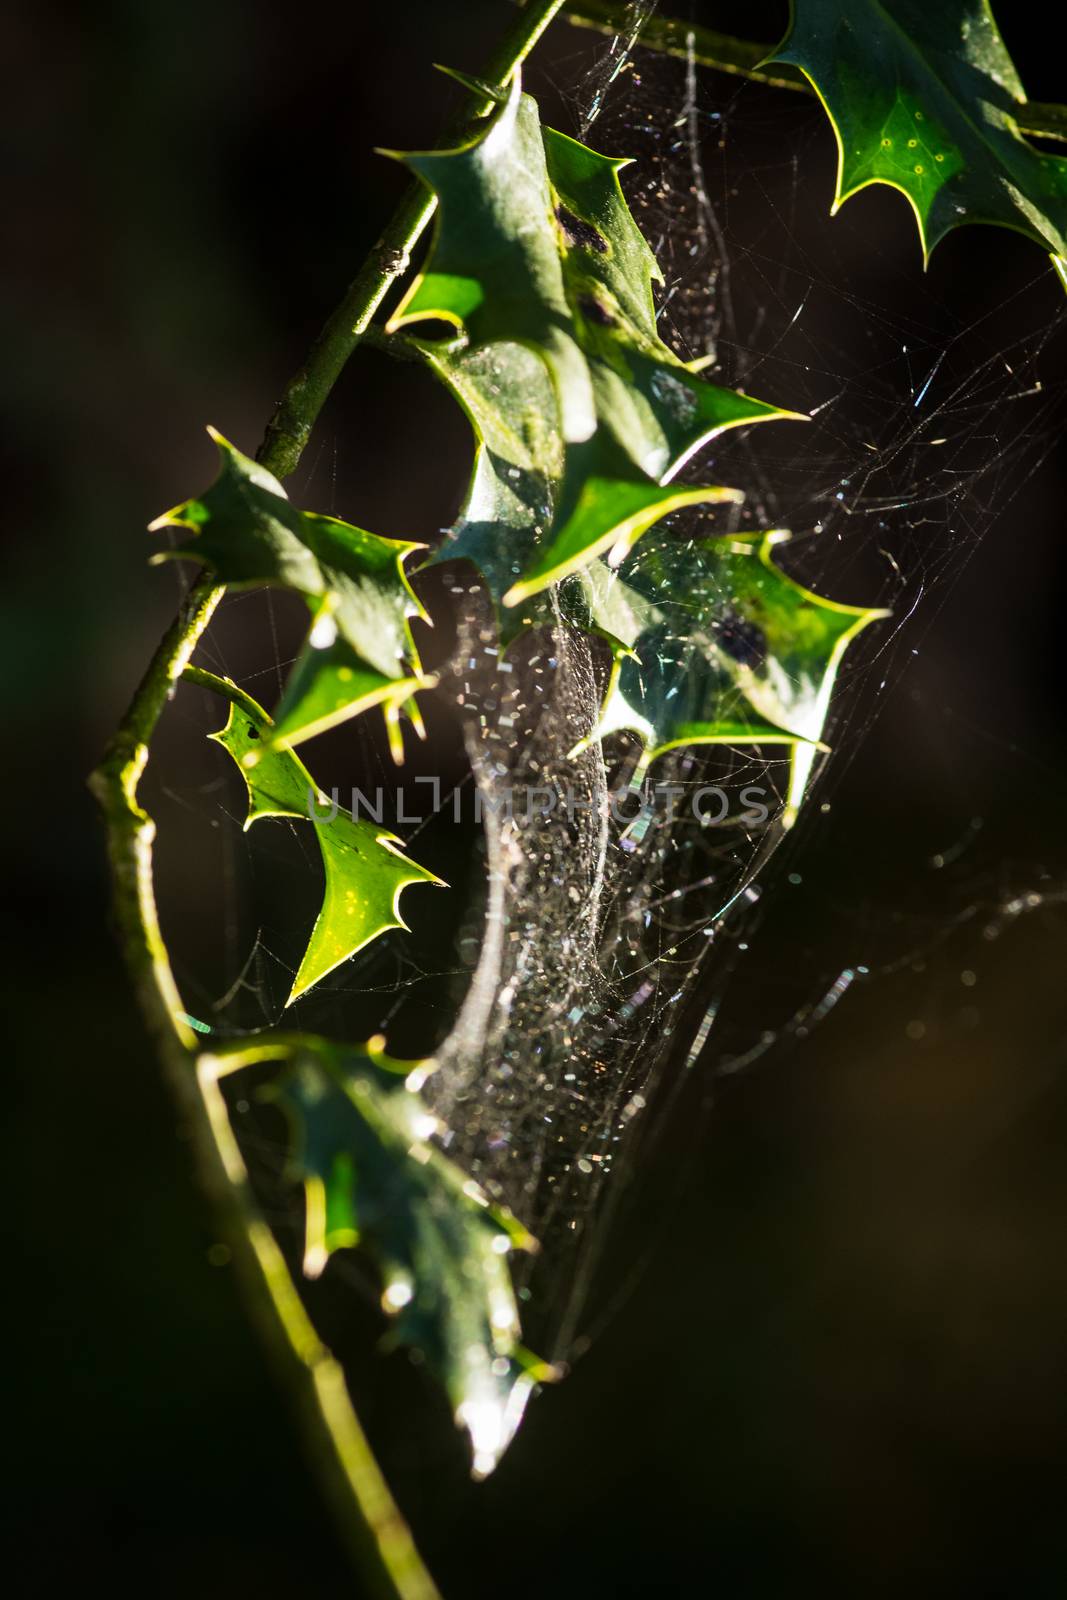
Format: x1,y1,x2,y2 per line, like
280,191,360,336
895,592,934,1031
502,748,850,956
90,573,223,1055
564,0,803,91
195,1048,433,1597
564,0,1067,143
91,3,567,1594
92,639,433,1595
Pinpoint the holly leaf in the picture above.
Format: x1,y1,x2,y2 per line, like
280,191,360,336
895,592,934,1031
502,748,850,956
387,80,799,607
420,337,561,643
765,0,1067,275
575,531,886,824
267,1036,550,1477
188,670,443,1003
153,430,432,755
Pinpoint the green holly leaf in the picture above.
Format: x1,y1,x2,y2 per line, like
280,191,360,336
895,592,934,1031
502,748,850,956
188,669,443,1003
765,0,1067,275
576,531,886,825
153,430,432,754
420,337,561,643
267,1036,550,1476
387,81,799,607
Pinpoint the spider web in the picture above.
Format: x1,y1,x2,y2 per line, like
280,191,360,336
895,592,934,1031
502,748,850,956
150,5,1067,1377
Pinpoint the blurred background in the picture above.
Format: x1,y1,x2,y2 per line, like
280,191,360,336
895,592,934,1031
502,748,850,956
7,0,1067,1593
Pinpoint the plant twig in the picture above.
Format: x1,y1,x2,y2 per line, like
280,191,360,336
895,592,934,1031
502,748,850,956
563,0,1067,144
90,3,568,1595
564,0,803,91
195,1043,436,1597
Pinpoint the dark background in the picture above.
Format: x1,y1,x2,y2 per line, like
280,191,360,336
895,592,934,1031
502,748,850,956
7,1,1067,1593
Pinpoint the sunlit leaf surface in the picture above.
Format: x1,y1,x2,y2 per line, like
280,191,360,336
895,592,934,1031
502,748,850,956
155,431,430,751
572,531,886,823
388,81,798,605
265,1035,548,1476
195,672,442,1002
767,0,1067,275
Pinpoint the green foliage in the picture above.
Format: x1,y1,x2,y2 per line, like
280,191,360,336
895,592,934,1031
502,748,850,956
190,670,442,1003
125,63,894,1522
572,532,886,823
154,431,431,756
387,79,800,607
97,7,1067,1585
259,1034,548,1477
767,0,1067,274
